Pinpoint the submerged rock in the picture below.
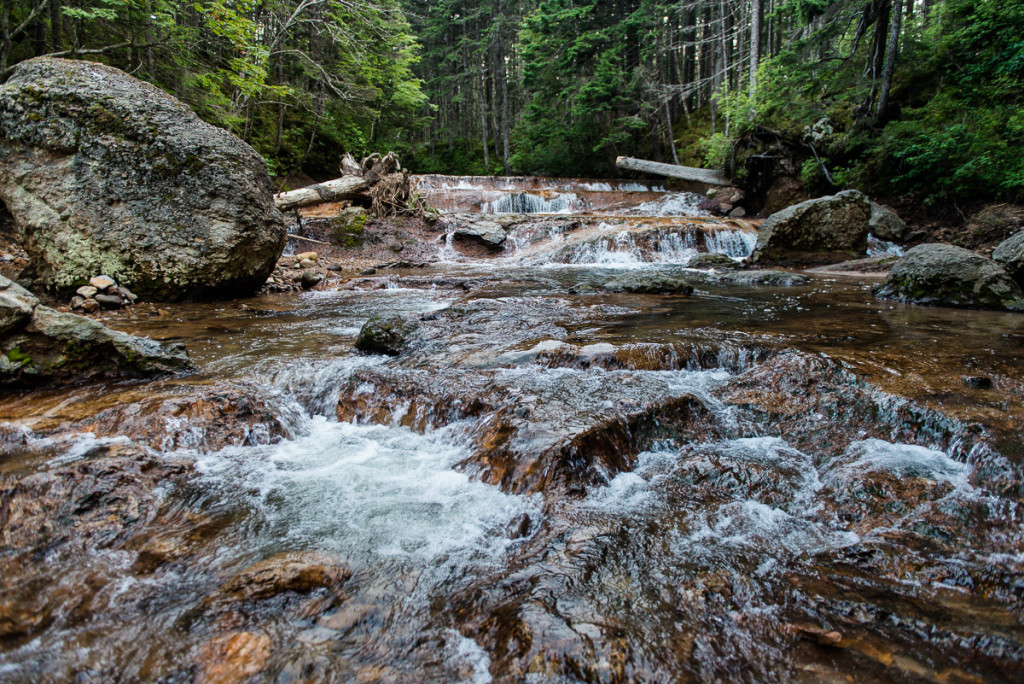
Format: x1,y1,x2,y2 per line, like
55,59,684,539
750,189,903,265
211,552,351,604
603,273,694,295
0,57,285,300
873,243,1024,311
686,252,741,269
711,269,810,286
0,275,191,387
354,314,420,356
992,231,1024,286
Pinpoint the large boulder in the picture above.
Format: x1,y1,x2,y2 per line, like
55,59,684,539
0,58,285,300
873,243,1024,311
750,189,903,265
992,231,1024,286
0,275,191,387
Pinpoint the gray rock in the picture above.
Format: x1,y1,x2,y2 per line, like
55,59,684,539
728,206,747,218
0,58,285,300
354,314,419,356
299,270,323,289
0,276,35,335
452,217,508,247
94,293,124,308
70,295,85,309
751,189,904,265
603,273,694,295
712,269,811,286
868,202,906,241
687,252,741,269
873,243,1024,311
76,285,99,298
992,231,1024,286
0,275,191,387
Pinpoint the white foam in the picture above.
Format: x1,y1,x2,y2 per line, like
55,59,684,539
195,418,540,563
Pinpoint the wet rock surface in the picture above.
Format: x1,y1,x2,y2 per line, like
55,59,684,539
874,242,1024,310
1,177,1023,682
602,272,695,294
0,275,191,387
0,58,285,300
354,313,420,356
751,189,902,265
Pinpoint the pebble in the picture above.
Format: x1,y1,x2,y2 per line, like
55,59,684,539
299,258,316,269
82,298,100,313
965,376,993,389
70,295,85,309
94,293,124,309
89,275,116,291
77,285,98,298
295,251,318,262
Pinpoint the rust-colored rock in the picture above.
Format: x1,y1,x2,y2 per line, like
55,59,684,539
211,551,351,604
194,631,272,684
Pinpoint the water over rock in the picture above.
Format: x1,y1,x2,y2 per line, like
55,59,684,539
750,189,903,265
0,275,191,387
874,243,1024,311
337,366,721,495
0,57,285,300
603,272,695,294
992,230,1024,287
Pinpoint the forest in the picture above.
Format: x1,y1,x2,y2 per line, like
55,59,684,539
0,0,1021,204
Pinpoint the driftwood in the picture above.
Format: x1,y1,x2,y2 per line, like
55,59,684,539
274,152,415,214
616,156,730,186
274,176,370,211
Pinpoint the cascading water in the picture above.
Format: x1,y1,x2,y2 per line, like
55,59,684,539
3,174,1023,683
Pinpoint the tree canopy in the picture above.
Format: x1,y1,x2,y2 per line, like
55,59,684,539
0,0,1021,202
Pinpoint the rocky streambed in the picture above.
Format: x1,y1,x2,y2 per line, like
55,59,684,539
2,258,1023,682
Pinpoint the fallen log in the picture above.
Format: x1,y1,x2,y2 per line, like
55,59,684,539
616,156,730,186
274,176,370,211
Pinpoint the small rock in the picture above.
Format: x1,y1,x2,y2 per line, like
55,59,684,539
76,285,98,298
212,551,351,604
94,293,124,309
300,271,323,289
326,263,346,271
965,376,993,389
70,295,85,310
89,275,116,291
728,206,747,218
117,285,138,302
359,268,377,276
82,298,100,313
295,251,318,262
299,258,316,269
194,632,272,684
355,314,420,356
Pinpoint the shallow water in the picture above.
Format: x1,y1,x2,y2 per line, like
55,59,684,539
1,182,1023,682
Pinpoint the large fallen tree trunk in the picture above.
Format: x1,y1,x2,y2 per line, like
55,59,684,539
616,156,730,186
274,176,370,211
274,152,403,211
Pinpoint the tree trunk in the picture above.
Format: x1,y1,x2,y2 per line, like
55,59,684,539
876,0,903,119
750,0,762,95
616,156,730,185
274,176,370,210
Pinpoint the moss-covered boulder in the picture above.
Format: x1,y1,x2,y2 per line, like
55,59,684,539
873,243,1024,311
0,58,285,300
354,314,420,356
750,189,903,265
0,275,191,388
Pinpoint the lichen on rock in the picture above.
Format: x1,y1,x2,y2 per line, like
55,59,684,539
0,57,286,300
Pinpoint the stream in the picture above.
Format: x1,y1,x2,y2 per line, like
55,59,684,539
1,178,1022,682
